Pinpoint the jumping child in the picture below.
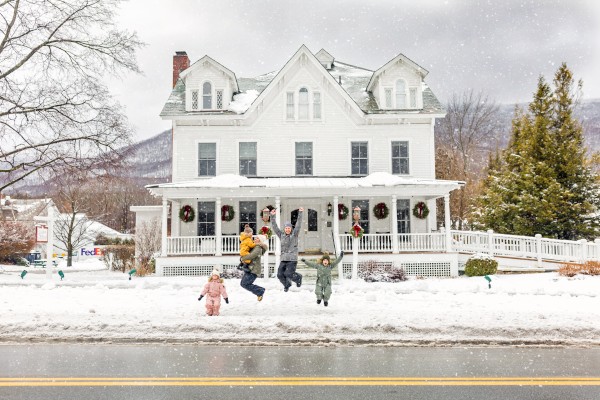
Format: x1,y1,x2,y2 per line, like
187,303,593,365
301,251,344,307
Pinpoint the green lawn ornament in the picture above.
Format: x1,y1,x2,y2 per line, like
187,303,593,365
58,270,64,281
484,275,492,289
128,268,137,280
20,270,27,279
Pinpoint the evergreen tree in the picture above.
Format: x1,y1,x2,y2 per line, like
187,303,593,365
474,64,600,240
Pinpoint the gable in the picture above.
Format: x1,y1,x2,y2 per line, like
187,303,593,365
366,54,428,92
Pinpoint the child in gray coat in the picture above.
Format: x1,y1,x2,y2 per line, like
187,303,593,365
301,251,344,306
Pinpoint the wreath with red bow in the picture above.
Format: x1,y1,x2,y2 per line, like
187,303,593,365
221,205,235,222
260,226,273,239
373,202,389,220
412,201,429,219
179,205,195,223
338,203,349,220
349,223,364,239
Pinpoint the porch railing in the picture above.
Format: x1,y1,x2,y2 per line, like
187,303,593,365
168,235,276,256
338,233,445,253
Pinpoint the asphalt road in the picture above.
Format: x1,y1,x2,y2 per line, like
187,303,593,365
0,344,599,400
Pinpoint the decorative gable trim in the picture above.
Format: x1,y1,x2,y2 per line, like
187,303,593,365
366,54,428,92
180,55,239,93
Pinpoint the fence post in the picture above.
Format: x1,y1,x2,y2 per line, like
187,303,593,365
580,239,588,264
535,234,542,268
595,238,600,261
352,237,358,280
487,229,494,257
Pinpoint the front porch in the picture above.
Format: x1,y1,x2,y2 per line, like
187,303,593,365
142,173,464,277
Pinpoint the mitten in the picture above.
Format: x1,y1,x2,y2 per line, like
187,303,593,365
224,298,229,304
340,251,344,258
198,295,203,301
301,258,306,262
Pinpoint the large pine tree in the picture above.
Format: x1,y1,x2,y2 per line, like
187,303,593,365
475,64,600,240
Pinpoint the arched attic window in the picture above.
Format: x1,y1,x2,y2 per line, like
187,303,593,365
298,87,309,120
395,79,406,109
203,81,212,109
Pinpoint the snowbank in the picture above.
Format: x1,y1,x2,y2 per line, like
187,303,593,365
0,269,598,346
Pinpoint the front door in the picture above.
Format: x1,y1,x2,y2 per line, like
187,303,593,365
287,202,321,253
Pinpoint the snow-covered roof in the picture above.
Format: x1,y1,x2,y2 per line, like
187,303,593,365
160,48,444,117
146,172,464,199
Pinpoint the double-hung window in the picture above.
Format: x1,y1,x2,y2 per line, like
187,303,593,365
202,82,212,109
197,202,216,236
391,141,409,174
198,143,216,176
239,201,257,233
295,142,313,175
286,92,294,120
239,142,257,176
298,88,309,120
313,92,322,119
351,142,368,176
395,80,406,108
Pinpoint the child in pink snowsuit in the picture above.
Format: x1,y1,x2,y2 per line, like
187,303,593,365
198,269,229,316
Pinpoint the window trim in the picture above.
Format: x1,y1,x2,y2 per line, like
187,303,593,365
298,87,309,120
286,91,295,120
202,80,213,110
397,198,411,234
238,200,258,234
196,140,218,177
238,140,258,177
395,79,407,109
409,87,417,109
294,141,314,176
191,89,199,110
313,91,322,120
384,87,393,109
284,86,323,122
349,140,370,176
390,139,411,175
197,201,216,237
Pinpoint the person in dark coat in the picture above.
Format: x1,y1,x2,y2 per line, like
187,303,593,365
239,235,268,301
270,207,303,291
302,251,344,306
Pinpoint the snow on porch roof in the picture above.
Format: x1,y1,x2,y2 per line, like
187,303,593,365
147,172,464,197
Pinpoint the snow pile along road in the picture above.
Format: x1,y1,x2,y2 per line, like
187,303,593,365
0,266,599,346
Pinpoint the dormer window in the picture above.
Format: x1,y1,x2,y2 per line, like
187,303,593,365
285,88,322,121
395,80,406,108
409,88,417,108
191,90,199,110
202,82,212,109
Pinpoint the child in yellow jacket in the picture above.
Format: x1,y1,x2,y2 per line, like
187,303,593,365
238,225,256,268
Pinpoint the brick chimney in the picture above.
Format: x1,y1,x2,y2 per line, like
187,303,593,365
172,51,190,88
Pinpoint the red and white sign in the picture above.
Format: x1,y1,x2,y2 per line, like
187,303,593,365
36,226,48,242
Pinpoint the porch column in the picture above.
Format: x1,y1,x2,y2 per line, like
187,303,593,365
391,194,399,254
161,197,168,257
332,196,343,282
171,200,180,237
444,194,452,252
215,197,222,256
275,196,281,271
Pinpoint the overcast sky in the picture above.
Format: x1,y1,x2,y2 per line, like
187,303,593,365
108,0,600,141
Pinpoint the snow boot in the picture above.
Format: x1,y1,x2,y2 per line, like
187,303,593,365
296,274,302,288
317,299,321,304
324,301,328,307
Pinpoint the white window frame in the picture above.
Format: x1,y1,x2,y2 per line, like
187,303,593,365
349,139,370,176
313,91,322,120
286,91,295,120
238,141,258,177
294,141,314,176
216,89,223,110
390,139,411,175
196,140,219,177
409,87,417,108
284,86,323,122
397,198,411,234
191,89,199,110
202,81,213,110
395,79,407,109
298,87,309,120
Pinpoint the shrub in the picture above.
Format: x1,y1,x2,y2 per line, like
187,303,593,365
559,261,600,277
464,254,498,276
0,221,34,263
357,259,407,282
102,245,135,272
221,267,243,279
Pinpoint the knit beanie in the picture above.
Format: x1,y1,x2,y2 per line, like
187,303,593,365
284,221,293,229
321,252,331,263
211,269,220,277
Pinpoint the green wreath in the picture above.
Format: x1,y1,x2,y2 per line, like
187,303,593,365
373,202,389,220
179,205,195,223
338,203,349,220
348,223,364,239
221,205,235,222
412,201,429,219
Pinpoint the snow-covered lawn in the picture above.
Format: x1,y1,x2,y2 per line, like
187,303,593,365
1,260,599,346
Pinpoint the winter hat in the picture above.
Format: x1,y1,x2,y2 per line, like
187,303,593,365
284,221,293,229
321,252,331,264
244,224,253,235
256,234,268,245
211,269,220,277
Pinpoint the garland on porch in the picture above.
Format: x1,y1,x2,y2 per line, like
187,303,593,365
221,205,235,222
373,202,389,220
179,205,195,223
349,223,364,239
413,201,429,219
259,225,273,239
338,203,349,220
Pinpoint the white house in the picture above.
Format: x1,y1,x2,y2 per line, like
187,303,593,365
138,46,464,277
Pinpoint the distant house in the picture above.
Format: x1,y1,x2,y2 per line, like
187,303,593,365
135,46,463,277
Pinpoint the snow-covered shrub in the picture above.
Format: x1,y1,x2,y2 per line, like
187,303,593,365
134,218,160,276
464,253,498,276
357,260,407,282
102,245,134,272
221,267,243,279
0,221,34,263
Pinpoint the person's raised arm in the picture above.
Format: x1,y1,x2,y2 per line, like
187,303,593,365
270,209,282,238
293,208,304,237
331,251,345,268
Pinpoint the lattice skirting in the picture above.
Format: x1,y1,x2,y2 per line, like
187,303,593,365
342,261,451,277
163,263,277,278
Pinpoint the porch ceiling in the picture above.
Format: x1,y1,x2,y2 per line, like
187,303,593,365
147,172,464,200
